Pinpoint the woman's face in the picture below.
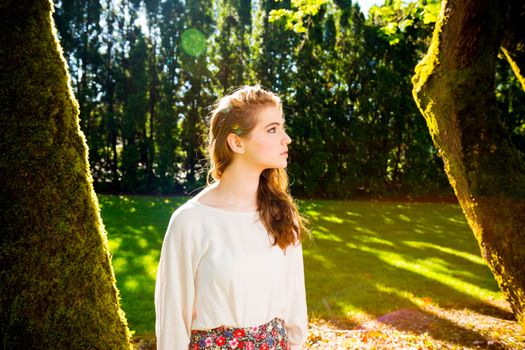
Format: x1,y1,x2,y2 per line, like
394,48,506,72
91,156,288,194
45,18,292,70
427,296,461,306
242,105,291,170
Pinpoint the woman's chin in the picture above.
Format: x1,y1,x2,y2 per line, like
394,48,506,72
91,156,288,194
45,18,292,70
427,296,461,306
275,161,288,169
259,158,289,170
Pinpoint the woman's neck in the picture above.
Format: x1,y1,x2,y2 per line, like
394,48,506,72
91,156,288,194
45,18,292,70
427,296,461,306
207,163,261,210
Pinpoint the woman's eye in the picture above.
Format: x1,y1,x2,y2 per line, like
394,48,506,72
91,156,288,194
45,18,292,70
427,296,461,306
268,127,276,133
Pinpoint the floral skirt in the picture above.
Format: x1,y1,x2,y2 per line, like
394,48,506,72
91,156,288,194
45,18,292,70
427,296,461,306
189,317,290,350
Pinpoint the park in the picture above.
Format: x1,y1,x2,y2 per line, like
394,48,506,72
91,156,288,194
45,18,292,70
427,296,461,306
1,0,524,349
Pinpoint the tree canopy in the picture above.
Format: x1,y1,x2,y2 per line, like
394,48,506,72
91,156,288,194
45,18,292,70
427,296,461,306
48,0,524,198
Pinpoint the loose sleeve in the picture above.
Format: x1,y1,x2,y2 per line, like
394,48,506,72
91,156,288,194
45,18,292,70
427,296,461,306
284,242,308,349
155,214,196,350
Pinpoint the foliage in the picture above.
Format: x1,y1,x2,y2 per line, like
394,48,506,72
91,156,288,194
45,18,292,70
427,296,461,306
368,0,441,45
269,0,330,33
52,0,524,198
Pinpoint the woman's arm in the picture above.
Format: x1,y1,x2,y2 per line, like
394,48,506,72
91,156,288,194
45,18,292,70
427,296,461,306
155,213,195,350
284,242,308,349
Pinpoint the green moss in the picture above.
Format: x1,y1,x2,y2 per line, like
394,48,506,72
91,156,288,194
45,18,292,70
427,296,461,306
0,1,131,348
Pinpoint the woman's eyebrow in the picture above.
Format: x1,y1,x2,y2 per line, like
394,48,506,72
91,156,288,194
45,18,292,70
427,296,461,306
264,120,285,128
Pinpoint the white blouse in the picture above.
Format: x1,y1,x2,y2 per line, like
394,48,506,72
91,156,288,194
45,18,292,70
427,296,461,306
155,197,308,350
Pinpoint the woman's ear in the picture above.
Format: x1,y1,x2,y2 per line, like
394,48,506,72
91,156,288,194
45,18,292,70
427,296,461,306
226,133,245,154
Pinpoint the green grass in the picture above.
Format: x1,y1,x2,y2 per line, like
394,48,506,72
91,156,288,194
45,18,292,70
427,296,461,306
298,200,504,326
99,195,505,336
99,195,186,335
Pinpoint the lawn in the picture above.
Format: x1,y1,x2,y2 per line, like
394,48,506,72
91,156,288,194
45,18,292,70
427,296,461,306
99,195,522,348
299,199,501,324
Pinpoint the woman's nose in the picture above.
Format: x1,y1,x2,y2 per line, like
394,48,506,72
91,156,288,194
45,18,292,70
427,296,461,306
282,131,292,144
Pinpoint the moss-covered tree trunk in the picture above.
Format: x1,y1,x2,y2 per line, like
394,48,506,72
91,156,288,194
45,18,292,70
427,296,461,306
412,0,525,328
0,1,131,348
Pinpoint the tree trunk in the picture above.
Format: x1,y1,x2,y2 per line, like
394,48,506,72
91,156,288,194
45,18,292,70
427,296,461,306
148,34,158,191
0,1,131,348
412,0,525,328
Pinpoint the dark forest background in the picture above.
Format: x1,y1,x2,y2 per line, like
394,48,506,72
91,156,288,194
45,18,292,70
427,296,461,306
53,0,525,198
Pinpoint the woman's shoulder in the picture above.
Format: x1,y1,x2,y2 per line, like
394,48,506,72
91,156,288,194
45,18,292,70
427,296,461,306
167,187,226,227
162,199,205,245
170,185,216,220
169,197,202,225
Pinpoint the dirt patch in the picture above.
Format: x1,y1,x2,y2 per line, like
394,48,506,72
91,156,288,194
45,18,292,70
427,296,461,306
307,304,524,349
132,305,524,349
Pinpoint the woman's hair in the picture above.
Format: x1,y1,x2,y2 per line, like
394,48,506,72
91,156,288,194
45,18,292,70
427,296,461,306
206,84,310,250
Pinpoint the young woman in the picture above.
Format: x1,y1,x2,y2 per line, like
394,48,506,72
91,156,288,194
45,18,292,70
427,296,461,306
155,85,310,350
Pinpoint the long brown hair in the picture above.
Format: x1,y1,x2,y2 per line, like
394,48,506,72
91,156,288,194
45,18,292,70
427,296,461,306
206,85,310,250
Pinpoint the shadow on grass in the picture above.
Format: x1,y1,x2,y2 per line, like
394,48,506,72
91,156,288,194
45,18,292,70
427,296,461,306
368,307,509,349
300,199,515,347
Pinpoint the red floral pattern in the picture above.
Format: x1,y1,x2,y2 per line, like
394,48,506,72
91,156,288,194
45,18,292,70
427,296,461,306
189,317,290,350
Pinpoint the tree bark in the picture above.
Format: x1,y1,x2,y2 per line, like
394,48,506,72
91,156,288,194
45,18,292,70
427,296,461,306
412,0,525,328
0,0,131,347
